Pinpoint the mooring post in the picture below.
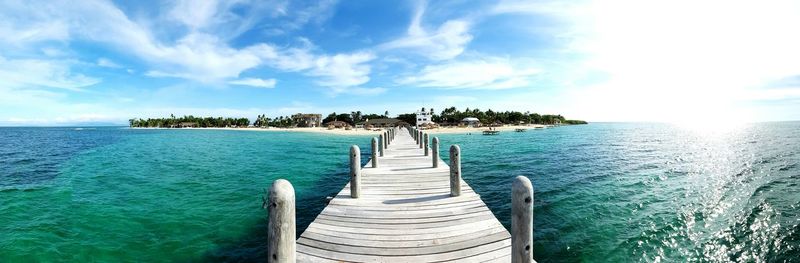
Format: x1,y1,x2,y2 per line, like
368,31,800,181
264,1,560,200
419,131,424,149
432,137,439,168
268,179,295,263
449,145,461,197
350,145,361,198
424,133,430,156
384,131,388,149
371,137,379,168
512,176,534,263
379,134,385,157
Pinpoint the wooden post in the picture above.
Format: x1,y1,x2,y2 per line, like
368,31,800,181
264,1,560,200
418,131,423,149
350,145,361,198
432,137,439,168
378,134,385,157
268,179,295,263
424,133,430,156
371,137,379,168
384,131,388,148
449,145,461,197
512,176,534,263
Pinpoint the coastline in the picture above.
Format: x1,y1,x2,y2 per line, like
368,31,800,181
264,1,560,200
131,124,554,135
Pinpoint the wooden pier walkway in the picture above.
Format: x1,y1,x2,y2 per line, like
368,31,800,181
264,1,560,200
267,127,535,263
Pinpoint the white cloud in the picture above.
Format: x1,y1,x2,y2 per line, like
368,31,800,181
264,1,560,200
168,0,220,30
228,78,277,88
262,0,339,34
400,56,539,89
310,52,375,87
96,57,122,68
491,0,588,16
379,1,472,61
0,1,359,87
487,0,800,122
0,20,70,46
0,56,100,91
248,44,316,71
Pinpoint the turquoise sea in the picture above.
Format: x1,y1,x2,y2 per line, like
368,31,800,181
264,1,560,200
1,123,799,262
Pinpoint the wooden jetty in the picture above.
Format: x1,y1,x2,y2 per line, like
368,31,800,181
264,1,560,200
267,127,535,262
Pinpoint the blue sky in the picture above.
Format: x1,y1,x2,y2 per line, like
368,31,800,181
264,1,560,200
1,0,799,126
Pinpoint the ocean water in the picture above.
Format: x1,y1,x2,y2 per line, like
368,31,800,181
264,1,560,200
1,123,798,262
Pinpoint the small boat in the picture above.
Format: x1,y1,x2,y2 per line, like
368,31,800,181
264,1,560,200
515,128,526,132
482,130,500,135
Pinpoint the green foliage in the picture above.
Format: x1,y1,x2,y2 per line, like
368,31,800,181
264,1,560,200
396,113,417,125
563,120,588,125
128,108,586,129
268,115,295,128
253,114,271,127
432,107,576,125
321,112,355,125
129,115,250,128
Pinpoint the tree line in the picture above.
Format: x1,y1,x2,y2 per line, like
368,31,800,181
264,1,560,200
129,115,249,128
321,111,390,126
431,107,578,125
129,107,586,128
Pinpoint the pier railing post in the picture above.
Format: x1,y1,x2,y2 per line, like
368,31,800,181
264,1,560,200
449,145,461,197
384,131,389,149
419,131,424,149
268,179,296,263
371,137,379,168
379,134,385,157
512,176,534,263
432,137,439,168
424,133,430,156
350,145,361,198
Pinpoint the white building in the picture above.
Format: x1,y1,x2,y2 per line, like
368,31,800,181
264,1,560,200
461,117,481,127
416,107,436,127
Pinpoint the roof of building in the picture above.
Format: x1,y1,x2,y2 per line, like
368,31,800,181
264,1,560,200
325,120,351,126
462,117,480,122
365,118,403,125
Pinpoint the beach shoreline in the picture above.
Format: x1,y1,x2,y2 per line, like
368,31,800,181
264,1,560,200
131,124,554,136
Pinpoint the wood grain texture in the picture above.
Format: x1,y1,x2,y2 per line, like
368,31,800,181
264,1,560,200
296,128,514,262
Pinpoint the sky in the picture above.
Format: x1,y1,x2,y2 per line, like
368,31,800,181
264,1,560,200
1,0,800,126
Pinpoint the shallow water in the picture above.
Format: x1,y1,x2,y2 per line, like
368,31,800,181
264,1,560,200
1,123,798,262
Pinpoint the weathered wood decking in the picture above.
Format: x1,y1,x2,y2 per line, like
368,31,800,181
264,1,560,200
295,128,512,262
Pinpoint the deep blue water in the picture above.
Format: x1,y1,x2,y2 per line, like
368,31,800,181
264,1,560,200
1,123,799,262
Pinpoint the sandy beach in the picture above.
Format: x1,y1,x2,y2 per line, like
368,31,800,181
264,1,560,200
145,124,553,136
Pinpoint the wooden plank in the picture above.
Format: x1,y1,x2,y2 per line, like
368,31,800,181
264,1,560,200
297,226,509,249
296,128,513,262
296,231,510,256
296,239,511,262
